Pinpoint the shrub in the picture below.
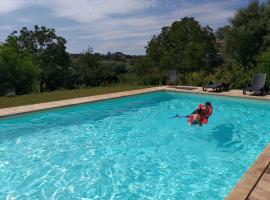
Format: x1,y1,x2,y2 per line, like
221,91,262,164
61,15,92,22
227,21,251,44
0,45,40,95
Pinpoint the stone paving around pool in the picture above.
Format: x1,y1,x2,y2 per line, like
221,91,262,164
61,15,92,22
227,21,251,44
166,85,270,101
226,144,270,200
1,85,270,199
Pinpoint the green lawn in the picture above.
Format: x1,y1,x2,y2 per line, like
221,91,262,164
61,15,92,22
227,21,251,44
0,85,153,108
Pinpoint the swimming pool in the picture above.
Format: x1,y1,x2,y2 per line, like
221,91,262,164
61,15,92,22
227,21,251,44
1,91,270,199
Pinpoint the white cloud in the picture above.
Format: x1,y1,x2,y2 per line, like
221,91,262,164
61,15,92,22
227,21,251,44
0,0,24,14
56,0,238,54
0,0,159,54
58,15,163,54
0,0,249,54
18,18,33,23
57,13,167,53
170,0,237,28
50,0,155,23
0,0,156,23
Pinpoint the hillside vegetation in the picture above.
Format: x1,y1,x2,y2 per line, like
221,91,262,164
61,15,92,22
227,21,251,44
0,1,270,97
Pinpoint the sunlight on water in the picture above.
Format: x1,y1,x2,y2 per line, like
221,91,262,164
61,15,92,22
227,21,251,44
1,91,270,199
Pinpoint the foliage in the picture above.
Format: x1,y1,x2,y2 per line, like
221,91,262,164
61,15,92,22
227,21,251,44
0,44,40,95
177,65,253,89
178,1,270,89
74,47,121,86
146,17,217,73
256,47,270,86
5,25,71,91
100,61,128,83
127,57,166,85
215,25,231,40
74,47,100,86
224,1,270,68
1,1,270,97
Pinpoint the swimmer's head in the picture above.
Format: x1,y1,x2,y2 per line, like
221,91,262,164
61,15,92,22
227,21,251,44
204,101,211,107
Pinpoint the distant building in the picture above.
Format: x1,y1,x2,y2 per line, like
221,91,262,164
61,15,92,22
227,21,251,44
106,52,126,60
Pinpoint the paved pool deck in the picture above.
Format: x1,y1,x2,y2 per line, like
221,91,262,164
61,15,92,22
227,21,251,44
0,85,270,199
166,85,270,101
226,144,270,200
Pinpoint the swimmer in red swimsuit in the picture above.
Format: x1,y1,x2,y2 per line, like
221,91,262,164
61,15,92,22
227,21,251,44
188,102,213,126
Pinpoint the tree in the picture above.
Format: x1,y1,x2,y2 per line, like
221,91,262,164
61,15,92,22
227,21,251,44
0,44,40,95
215,25,231,40
224,1,270,68
75,47,100,86
257,48,270,86
146,17,217,74
5,25,71,91
75,47,118,86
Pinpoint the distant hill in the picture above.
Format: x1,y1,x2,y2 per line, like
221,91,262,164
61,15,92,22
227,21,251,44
69,52,145,63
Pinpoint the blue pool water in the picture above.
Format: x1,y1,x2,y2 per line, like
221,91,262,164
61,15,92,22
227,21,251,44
1,91,270,199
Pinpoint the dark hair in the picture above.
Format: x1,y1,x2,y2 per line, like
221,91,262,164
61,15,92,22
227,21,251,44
205,101,211,106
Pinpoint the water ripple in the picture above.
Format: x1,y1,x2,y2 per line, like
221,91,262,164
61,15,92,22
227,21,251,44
0,91,270,199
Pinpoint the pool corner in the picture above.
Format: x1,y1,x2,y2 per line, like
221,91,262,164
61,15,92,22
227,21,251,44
226,144,270,200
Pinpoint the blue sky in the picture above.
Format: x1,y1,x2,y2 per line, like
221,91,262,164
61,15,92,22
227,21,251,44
0,0,264,55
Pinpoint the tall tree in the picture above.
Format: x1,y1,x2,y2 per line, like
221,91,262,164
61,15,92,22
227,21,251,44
224,1,270,68
146,17,217,73
5,25,71,91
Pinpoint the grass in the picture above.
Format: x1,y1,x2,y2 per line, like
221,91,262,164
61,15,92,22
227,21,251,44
0,85,153,109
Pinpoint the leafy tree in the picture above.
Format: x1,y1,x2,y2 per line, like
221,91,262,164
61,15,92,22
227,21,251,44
112,63,128,74
75,47,100,86
5,25,71,91
256,48,270,86
146,17,217,74
146,27,170,67
0,44,40,95
75,47,119,86
224,1,270,68
215,25,231,40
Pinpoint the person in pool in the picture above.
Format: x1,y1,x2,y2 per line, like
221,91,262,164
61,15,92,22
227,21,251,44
188,101,213,126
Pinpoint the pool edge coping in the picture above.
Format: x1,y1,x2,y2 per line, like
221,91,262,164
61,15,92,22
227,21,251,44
225,144,270,200
166,87,270,102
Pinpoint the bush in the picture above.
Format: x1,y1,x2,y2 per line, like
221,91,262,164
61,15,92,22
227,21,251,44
178,71,213,86
177,65,253,89
0,45,40,95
